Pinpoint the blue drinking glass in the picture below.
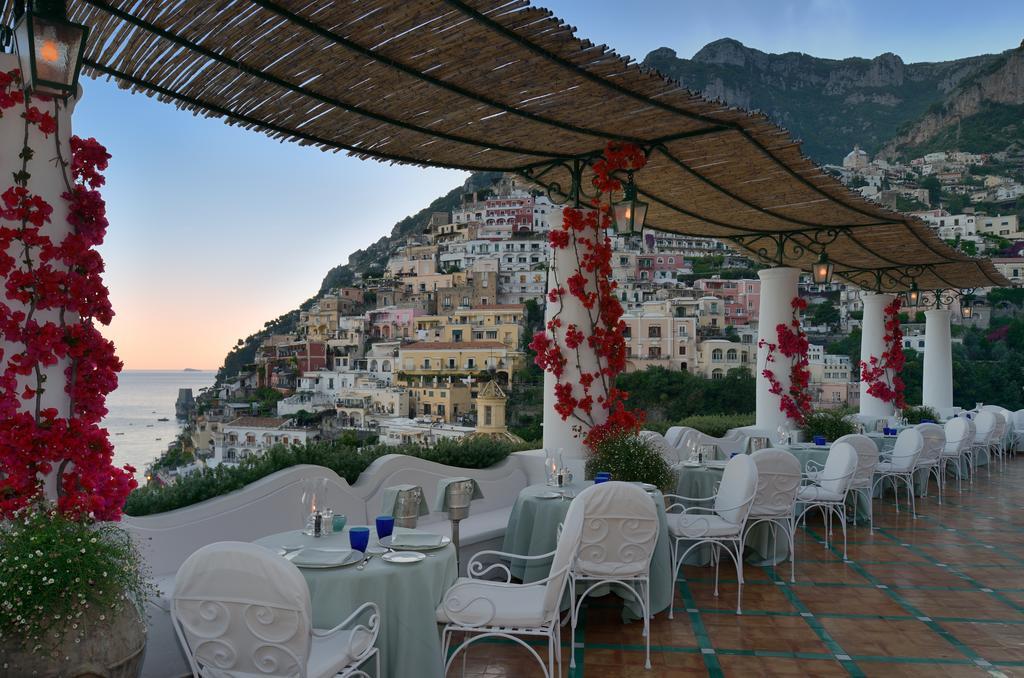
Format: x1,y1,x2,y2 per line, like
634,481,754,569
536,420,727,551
349,526,370,552
595,471,611,480
594,476,608,484
375,515,395,540
813,435,827,446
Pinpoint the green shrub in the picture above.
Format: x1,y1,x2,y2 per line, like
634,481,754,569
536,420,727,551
902,405,940,424
584,433,675,491
125,437,534,517
802,408,856,442
673,413,755,438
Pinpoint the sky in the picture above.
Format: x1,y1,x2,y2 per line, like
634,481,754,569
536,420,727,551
77,0,1024,370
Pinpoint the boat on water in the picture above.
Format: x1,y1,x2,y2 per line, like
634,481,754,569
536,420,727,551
157,417,169,422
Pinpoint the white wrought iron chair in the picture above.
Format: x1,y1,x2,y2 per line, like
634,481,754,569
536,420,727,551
806,434,880,532
990,409,1010,471
665,454,758,616
915,423,947,504
872,427,925,518
437,491,585,678
941,417,973,492
973,410,998,479
567,482,659,670
796,442,857,560
172,542,380,678
744,448,801,583
1013,409,1024,456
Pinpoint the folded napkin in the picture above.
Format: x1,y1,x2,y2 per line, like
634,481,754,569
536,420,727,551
390,528,443,548
433,477,484,512
290,547,354,567
380,484,429,517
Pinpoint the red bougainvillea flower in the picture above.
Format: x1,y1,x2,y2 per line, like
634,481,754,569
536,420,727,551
529,141,646,451
0,97,131,521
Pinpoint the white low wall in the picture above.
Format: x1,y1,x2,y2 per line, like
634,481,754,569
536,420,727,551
125,450,544,678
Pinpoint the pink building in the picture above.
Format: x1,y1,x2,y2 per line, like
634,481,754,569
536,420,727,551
636,253,689,283
366,307,423,340
695,278,761,326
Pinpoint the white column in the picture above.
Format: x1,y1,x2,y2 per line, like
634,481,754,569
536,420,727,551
922,309,953,410
859,293,897,418
755,267,802,432
0,53,79,423
541,234,608,459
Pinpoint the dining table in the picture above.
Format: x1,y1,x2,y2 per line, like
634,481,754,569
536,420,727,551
501,480,673,620
255,525,456,678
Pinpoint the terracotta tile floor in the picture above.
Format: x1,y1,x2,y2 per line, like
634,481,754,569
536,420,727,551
448,459,1024,676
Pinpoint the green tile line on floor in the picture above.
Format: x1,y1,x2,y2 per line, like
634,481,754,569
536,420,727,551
676,573,723,676
757,562,865,677
801,523,991,668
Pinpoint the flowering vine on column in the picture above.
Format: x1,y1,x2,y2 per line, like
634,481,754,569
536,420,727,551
529,142,645,448
0,69,135,520
860,297,906,408
759,296,812,425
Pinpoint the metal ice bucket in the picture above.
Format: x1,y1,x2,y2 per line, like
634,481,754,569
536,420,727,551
746,436,769,454
697,443,719,461
393,486,424,529
445,479,475,521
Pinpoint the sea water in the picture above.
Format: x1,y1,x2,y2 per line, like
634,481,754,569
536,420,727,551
103,369,216,477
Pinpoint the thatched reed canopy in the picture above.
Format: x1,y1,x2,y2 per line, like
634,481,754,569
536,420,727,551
12,0,1006,290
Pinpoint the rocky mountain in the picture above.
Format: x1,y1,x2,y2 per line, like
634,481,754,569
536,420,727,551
877,42,1024,159
642,39,1012,163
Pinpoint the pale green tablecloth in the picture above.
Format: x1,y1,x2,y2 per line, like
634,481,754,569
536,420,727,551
256,527,456,678
501,481,672,620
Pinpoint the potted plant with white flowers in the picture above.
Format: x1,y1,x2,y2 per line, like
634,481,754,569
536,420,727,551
0,504,152,677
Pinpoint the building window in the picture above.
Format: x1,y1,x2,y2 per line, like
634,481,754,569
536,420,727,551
711,369,724,380
648,346,661,358
622,326,631,338
712,349,723,362
484,405,493,426
422,359,431,369
648,326,661,338
726,349,737,361
679,346,686,355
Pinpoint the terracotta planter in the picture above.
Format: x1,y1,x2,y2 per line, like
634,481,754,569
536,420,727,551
1,600,145,678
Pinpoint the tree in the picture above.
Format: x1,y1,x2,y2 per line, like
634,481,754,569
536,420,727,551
810,302,840,330
920,175,941,206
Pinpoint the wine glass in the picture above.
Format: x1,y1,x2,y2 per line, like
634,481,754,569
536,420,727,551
776,424,788,446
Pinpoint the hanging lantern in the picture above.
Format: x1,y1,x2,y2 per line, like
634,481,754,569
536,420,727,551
960,294,974,319
812,252,834,285
613,173,648,235
906,282,920,307
13,1,89,99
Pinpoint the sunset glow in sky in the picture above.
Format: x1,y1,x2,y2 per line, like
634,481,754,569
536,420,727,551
79,0,1024,369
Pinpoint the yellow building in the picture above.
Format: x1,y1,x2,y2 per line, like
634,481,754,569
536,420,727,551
467,380,524,443
398,341,520,385
414,304,524,350
406,379,474,423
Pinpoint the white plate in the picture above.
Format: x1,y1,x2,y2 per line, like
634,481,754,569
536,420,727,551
535,491,563,499
281,543,306,552
379,534,451,552
382,551,426,564
290,548,361,568
704,461,728,470
681,461,702,468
